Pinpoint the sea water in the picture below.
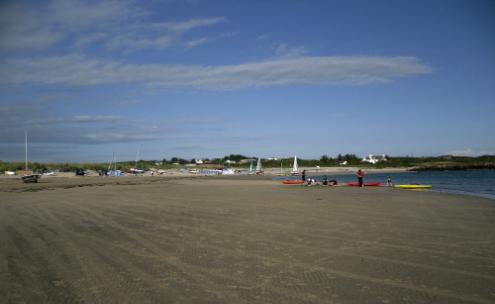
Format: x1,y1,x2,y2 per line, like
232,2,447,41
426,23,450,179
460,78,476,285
277,170,495,200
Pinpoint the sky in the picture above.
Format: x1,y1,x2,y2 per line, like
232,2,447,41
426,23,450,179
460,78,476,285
1,0,494,162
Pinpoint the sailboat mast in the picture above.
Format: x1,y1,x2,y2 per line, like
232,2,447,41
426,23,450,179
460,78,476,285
25,130,28,172
108,152,114,171
135,148,140,168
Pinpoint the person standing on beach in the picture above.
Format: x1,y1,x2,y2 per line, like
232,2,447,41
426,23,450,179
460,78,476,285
302,170,306,182
356,169,365,187
386,176,392,187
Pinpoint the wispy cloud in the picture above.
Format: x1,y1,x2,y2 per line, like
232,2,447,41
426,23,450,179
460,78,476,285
163,17,226,33
184,31,237,49
0,103,159,145
104,17,226,51
0,1,225,52
272,43,309,58
0,0,140,50
71,115,122,123
1,55,432,89
185,37,211,48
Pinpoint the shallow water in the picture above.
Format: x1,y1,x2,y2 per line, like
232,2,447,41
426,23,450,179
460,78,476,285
276,170,495,200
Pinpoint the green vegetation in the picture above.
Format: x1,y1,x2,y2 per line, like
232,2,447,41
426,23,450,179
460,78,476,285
1,155,494,173
403,155,495,171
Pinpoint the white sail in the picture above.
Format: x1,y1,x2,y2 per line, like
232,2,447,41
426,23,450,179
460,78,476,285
255,158,263,173
291,155,299,175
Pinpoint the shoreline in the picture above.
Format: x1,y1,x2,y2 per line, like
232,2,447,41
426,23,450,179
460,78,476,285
1,171,493,201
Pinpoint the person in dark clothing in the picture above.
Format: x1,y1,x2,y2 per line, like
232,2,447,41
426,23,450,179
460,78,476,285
356,169,365,187
302,170,306,182
386,176,392,186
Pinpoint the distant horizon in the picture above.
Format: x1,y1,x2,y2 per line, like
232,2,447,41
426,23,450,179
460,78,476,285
1,0,494,162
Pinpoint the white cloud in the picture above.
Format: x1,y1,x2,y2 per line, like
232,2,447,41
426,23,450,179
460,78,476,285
0,1,225,51
46,0,139,28
0,0,139,50
73,33,108,48
103,17,226,51
105,35,174,50
82,131,159,143
273,43,309,58
1,55,432,89
161,17,226,33
185,37,211,48
0,103,162,145
72,115,122,123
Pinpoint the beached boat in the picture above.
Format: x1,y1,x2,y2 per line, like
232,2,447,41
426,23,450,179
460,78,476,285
395,184,432,189
22,174,41,183
282,180,305,184
21,130,41,183
346,182,381,187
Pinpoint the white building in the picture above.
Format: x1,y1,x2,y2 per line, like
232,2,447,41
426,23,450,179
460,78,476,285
361,154,387,164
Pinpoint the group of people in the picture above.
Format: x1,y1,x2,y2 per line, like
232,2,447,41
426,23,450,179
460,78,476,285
301,169,393,187
301,169,338,186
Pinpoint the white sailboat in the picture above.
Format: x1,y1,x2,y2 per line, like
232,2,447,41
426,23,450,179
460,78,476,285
106,152,123,176
129,148,144,174
291,155,299,175
255,157,263,174
248,159,254,175
21,130,41,183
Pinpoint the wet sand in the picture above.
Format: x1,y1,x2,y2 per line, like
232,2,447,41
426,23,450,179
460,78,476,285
1,176,494,303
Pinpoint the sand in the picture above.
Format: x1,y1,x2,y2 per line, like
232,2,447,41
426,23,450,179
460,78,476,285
1,176,494,303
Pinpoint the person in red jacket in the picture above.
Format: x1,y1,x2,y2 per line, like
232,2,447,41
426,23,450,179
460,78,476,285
356,169,365,187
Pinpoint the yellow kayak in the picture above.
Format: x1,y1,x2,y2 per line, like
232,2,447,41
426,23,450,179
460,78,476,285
394,184,432,189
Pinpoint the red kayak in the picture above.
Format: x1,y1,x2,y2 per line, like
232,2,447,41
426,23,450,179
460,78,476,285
282,180,305,184
346,182,381,187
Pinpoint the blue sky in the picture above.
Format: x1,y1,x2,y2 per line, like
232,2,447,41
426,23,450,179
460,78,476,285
1,0,494,162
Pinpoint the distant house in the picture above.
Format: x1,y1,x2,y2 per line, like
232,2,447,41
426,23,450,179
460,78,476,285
225,160,236,165
362,154,387,164
195,159,204,165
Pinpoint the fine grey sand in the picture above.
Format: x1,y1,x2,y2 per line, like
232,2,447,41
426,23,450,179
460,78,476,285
1,176,494,303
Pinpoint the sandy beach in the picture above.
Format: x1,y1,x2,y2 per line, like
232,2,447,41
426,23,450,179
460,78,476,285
1,176,494,303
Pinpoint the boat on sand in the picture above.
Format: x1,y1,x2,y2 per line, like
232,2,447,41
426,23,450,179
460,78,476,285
395,184,432,189
282,180,304,185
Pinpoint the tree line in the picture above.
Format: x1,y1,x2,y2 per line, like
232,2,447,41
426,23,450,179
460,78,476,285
1,154,494,173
